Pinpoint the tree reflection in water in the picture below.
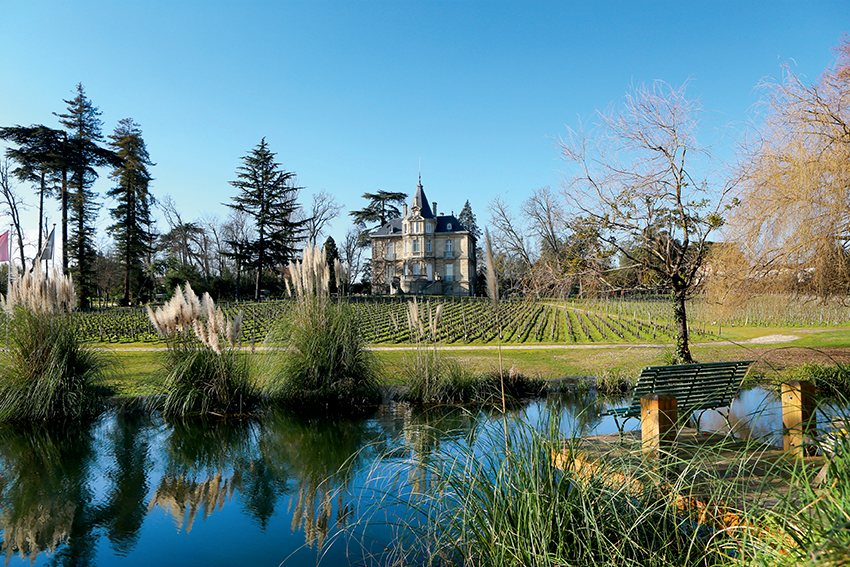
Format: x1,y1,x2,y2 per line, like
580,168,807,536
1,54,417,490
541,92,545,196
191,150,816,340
0,423,97,565
0,393,668,566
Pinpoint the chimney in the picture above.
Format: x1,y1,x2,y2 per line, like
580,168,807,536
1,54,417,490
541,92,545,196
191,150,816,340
432,202,437,215
403,203,408,217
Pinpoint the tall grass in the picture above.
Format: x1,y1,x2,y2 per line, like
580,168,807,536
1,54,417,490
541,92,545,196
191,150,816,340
0,268,110,424
264,246,380,410
394,419,738,566
147,283,256,416
381,391,850,567
739,397,850,566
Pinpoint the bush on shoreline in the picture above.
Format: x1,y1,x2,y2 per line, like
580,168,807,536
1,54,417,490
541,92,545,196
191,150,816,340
147,284,258,417
263,246,381,411
0,269,111,424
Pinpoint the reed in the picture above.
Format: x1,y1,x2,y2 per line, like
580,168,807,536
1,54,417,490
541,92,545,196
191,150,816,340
265,246,380,410
146,283,255,416
0,268,110,424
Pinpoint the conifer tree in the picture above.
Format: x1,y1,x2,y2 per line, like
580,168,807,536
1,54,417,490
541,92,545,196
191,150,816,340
227,138,305,300
0,125,66,254
107,118,155,305
54,84,119,307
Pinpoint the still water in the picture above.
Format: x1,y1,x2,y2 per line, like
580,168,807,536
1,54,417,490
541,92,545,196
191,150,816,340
0,387,830,566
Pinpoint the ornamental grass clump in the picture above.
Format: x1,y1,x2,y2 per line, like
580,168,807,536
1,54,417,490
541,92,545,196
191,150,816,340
394,420,747,567
0,268,110,424
147,283,255,417
264,245,380,410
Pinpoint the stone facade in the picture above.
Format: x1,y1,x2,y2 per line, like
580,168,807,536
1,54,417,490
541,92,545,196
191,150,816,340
370,178,476,296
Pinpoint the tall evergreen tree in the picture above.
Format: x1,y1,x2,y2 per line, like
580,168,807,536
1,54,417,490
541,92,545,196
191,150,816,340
107,118,155,306
0,125,67,254
323,235,340,294
458,200,484,294
54,84,119,307
227,138,305,300
349,190,407,230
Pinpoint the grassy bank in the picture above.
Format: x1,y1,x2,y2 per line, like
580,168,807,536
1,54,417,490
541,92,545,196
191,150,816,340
93,328,850,396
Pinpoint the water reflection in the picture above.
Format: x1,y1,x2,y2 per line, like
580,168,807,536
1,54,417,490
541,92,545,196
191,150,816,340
0,390,843,566
0,424,96,564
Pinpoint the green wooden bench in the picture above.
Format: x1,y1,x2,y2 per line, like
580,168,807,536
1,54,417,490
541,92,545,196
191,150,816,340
606,360,755,434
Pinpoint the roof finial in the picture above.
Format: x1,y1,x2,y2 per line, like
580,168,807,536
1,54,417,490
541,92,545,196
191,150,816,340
418,157,421,186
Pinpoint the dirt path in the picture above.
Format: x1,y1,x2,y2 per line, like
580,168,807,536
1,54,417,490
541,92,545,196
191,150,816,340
102,333,806,352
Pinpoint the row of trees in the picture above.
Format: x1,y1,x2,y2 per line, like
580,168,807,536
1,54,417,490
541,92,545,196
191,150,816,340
0,84,148,308
0,86,356,305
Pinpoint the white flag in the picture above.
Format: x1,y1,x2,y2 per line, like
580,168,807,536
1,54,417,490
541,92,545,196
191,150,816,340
41,227,55,260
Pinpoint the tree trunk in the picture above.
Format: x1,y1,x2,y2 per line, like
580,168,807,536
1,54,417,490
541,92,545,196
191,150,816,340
38,171,45,253
672,284,693,364
61,166,68,275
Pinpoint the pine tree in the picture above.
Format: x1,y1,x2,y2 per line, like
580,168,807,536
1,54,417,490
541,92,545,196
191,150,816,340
54,84,119,308
349,191,407,230
107,118,155,306
458,200,484,294
227,138,305,300
0,125,67,255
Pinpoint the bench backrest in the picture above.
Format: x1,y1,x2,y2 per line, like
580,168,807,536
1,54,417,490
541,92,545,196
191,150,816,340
623,360,755,416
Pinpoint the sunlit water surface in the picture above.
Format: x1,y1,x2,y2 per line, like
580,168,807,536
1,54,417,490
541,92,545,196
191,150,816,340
0,387,841,566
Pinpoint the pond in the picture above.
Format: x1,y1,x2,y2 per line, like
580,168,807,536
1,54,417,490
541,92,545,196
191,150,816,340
0,387,842,566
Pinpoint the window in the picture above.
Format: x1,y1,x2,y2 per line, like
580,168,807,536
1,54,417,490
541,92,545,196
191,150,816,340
426,239,432,253
405,240,409,254
426,223,432,233
386,242,394,259
413,238,420,253
413,263,421,276
445,263,454,282
445,239,453,257
414,222,421,233
447,223,452,230
386,264,393,280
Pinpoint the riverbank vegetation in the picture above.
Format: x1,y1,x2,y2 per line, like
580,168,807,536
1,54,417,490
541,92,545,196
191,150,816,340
0,269,111,423
394,404,850,567
263,246,381,410
146,283,257,416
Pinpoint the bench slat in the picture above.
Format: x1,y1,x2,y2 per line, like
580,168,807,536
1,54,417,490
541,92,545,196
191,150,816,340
606,361,754,421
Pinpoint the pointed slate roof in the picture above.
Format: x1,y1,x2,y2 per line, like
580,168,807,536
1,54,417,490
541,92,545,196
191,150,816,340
410,175,435,219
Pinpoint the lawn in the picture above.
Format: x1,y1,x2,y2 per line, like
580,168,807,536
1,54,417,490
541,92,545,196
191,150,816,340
95,327,850,396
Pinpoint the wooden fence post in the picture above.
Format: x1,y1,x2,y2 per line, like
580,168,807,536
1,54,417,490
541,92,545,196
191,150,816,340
641,393,678,459
782,380,817,457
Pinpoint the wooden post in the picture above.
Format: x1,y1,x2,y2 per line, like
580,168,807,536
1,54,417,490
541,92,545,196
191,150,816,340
782,380,817,456
641,393,678,458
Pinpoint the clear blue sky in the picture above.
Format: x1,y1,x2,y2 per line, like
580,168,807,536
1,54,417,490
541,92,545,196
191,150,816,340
1,1,848,260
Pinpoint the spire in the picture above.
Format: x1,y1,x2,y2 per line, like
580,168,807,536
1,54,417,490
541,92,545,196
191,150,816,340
410,174,434,219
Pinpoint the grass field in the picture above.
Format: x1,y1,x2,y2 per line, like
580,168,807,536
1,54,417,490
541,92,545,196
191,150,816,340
93,327,850,396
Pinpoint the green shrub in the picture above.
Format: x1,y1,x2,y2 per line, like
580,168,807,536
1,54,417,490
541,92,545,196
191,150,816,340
790,362,850,397
148,283,258,416
264,246,380,411
0,270,110,424
157,340,254,417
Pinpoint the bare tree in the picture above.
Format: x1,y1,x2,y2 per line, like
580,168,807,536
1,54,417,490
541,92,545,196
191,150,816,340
0,158,27,269
718,37,850,301
158,195,208,272
559,81,734,363
340,225,365,288
303,190,343,246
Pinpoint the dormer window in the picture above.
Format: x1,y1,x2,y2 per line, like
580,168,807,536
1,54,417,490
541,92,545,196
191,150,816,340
447,223,452,230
